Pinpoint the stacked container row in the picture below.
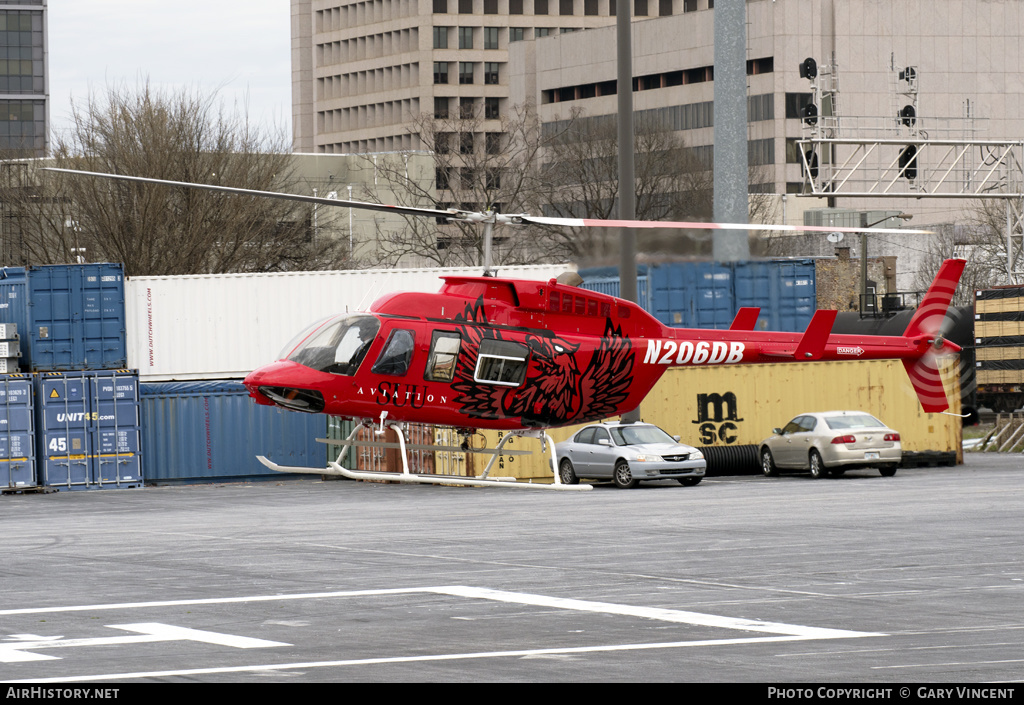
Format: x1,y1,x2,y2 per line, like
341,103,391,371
0,264,138,492
579,259,817,332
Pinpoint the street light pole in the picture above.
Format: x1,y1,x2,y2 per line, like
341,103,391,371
860,212,913,314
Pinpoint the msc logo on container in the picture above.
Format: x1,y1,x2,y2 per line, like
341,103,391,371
692,392,742,445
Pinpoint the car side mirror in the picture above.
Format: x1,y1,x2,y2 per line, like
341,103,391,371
597,438,611,446
773,427,783,435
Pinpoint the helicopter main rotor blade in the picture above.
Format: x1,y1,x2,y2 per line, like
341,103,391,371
516,215,933,236
41,167,472,222
43,168,932,235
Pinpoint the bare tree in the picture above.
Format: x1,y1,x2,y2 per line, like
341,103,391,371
913,200,1017,304
540,108,716,261
362,103,559,268
4,82,352,275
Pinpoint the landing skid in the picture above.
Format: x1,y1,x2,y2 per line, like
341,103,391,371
257,415,592,491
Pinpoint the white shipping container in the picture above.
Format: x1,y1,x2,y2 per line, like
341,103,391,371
125,264,576,381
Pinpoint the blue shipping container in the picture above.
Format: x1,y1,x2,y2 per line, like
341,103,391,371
35,370,142,490
0,374,35,490
140,381,326,483
580,259,817,332
0,263,127,371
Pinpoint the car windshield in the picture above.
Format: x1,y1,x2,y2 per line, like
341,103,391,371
609,425,676,446
285,314,381,375
824,414,885,430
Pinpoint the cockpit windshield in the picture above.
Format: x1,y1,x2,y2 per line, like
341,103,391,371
285,314,381,375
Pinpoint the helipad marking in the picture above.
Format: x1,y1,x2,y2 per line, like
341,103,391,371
0,586,884,679
0,624,289,663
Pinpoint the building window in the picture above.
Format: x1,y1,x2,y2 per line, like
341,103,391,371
435,96,450,118
484,26,500,49
585,0,598,14
433,26,449,48
535,0,549,14
659,0,672,15
486,132,503,154
460,96,477,118
459,62,475,84
485,97,500,119
785,93,813,120
460,132,475,154
484,0,499,12
634,0,647,15
434,0,448,11
436,132,453,153
509,27,525,41
436,166,452,190
560,0,574,14
684,0,697,11
459,0,473,12
509,0,524,13
458,26,473,48
536,27,552,36
434,62,450,84
484,62,500,84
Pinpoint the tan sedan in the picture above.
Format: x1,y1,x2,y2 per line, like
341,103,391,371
759,411,902,479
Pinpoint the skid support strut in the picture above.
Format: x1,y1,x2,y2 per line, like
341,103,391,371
256,415,591,491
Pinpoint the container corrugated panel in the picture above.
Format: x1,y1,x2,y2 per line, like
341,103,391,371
473,359,962,480
0,264,127,371
0,374,35,490
126,263,575,381
579,260,816,332
35,370,142,491
139,381,326,482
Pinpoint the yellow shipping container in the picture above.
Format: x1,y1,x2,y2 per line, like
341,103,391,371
474,358,962,479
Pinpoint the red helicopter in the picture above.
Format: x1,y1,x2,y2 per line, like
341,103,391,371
45,168,966,490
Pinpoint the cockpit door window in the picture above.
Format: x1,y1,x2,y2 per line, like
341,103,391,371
371,329,416,376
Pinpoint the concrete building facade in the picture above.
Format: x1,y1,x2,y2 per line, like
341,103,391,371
291,0,706,154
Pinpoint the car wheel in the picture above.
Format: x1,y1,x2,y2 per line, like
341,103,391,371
879,465,898,477
558,458,579,485
808,449,828,479
678,477,702,486
760,448,778,477
613,460,637,489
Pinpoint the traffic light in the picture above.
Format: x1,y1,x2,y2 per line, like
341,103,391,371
799,57,817,80
800,102,818,125
805,149,819,179
898,145,918,180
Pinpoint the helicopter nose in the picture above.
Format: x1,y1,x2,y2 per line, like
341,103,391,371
244,361,326,413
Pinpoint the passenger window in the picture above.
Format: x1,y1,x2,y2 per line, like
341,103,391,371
591,428,610,445
425,331,462,382
575,427,596,444
371,329,416,376
474,339,528,386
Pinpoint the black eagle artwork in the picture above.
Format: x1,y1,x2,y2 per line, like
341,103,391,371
450,298,635,427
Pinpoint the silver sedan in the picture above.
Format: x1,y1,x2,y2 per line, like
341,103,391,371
759,411,902,479
555,422,706,488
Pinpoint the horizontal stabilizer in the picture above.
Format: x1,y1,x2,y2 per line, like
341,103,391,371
729,307,760,331
793,310,838,361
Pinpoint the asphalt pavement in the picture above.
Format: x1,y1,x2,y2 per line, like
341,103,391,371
1,452,1022,685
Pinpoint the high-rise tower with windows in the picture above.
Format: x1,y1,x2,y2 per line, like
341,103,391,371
0,0,46,157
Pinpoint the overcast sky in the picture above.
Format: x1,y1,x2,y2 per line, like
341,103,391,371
47,0,292,143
